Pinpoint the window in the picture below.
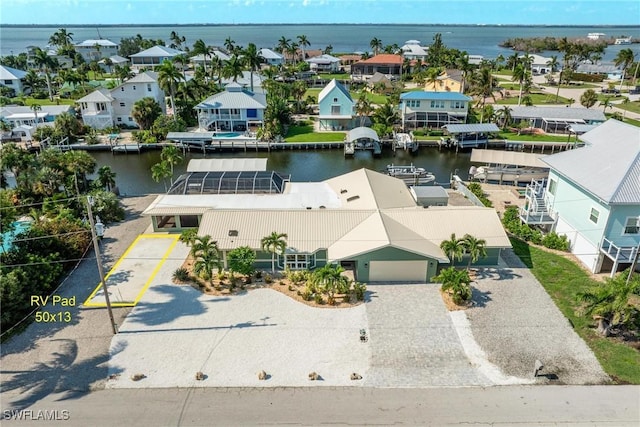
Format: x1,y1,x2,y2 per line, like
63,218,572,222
331,105,341,115
147,84,152,92
119,102,125,107
451,101,466,109
128,117,133,122
430,100,445,109
117,117,122,122
281,253,314,270
589,208,599,224
623,217,640,234
406,100,421,108
4,79,12,85
179,215,199,228
121,87,124,91
333,97,338,102
132,85,136,90
548,178,557,196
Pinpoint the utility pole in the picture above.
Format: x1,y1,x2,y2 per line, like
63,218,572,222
86,197,117,334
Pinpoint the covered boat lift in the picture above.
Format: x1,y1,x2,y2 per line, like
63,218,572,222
344,127,381,156
470,149,549,184
441,123,500,150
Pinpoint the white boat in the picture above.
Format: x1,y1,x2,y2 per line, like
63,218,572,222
386,164,436,185
473,165,548,184
614,37,632,45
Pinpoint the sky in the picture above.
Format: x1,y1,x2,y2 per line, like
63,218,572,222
0,0,639,26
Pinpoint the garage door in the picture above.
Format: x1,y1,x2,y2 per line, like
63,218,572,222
369,261,427,282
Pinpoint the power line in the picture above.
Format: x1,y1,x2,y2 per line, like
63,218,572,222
0,194,84,211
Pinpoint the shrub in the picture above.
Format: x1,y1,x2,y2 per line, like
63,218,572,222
255,271,263,279
302,289,313,301
353,282,367,301
264,274,273,284
542,232,570,251
173,267,190,282
433,267,472,305
466,182,493,207
314,293,324,304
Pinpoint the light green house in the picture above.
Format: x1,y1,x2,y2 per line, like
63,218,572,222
144,163,511,282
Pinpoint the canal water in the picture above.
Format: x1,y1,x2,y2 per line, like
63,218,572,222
89,147,473,195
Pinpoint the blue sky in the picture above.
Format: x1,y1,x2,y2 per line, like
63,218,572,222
1,0,639,25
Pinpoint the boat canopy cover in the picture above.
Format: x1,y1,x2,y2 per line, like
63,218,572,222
470,149,548,168
346,127,380,142
442,123,500,134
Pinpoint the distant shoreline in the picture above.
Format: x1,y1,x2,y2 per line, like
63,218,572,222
1,23,639,28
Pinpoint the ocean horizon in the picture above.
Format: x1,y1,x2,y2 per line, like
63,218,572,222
1,23,638,59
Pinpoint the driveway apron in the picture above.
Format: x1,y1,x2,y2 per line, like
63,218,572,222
363,283,491,387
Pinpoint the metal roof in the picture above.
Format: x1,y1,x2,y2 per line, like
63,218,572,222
498,106,606,122
77,88,114,103
318,79,353,104
195,86,266,110
0,65,27,80
166,132,216,141
75,39,118,47
401,91,471,101
259,48,283,60
471,149,548,168
186,158,267,172
410,186,449,198
442,123,500,134
542,120,640,204
127,71,158,83
346,127,379,142
129,45,184,57
568,124,599,134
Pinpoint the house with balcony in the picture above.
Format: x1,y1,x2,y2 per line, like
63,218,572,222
259,48,284,66
74,39,119,62
130,45,185,70
305,54,341,72
317,79,355,131
399,91,471,130
424,69,464,93
519,119,640,276
195,83,266,132
0,65,27,96
77,71,165,129
352,54,403,80
400,40,428,62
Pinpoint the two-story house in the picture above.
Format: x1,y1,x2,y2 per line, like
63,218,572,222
77,71,165,129
351,54,403,80
399,91,471,130
424,69,464,93
317,79,355,131
401,40,428,62
519,119,640,276
195,83,266,132
0,65,27,96
74,39,119,62
306,54,341,72
259,48,284,66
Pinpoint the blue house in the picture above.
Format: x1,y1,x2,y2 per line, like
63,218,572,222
318,79,355,131
520,120,640,276
399,91,471,130
195,83,266,132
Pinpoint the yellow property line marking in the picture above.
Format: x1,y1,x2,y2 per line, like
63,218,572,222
84,235,180,308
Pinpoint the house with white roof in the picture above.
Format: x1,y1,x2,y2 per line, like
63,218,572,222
190,49,231,68
77,71,165,129
74,39,119,62
0,65,28,96
399,91,471,129
306,54,341,72
576,62,623,80
142,163,511,282
520,120,640,276
98,55,129,72
195,83,266,132
259,48,284,66
0,104,74,140
401,40,428,61
317,79,355,131
522,54,554,75
220,71,265,89
130,45,185,70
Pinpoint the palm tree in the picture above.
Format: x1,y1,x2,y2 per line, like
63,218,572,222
157,59,184,122
620,97,630,120
32,48,56,101
48,28,74,48
224,37,236,54
222,55,244,83
277,36,291,59
287,42,299,66
114,64,134,83
496,106,513,130
151,161,172,191
456,55,473,94
191,235,222,285
614,48,636,92
580,89,598,109
462,234,487,269
22,70,44,95
370,37,382,56
30,103,42,126
97,165,116,192
355,93,373,127
600,96,613,113
297,34,310,60
426,67,441,91
192,39,212,78
131,97,162,129
260,231,287,273
243,43,264,92
470,66,497,108
311,264,349,305
433,266,472,305
440,233,465,264
511,62,528,106
172,54,189,80
159,145,183,184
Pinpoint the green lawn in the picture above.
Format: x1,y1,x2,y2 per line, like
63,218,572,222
613,100,640,114
495,92,570,105
493,70,513,77
314,73,351,80
284,125,345,142
498,132,570,142
510,237,640,384
597,94,626,103
11,97,75,106
541,83,599,89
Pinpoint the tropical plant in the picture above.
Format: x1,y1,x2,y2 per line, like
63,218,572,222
191,39,213,78
577,272,640,337
32,47,56,101
370,37,383,56
243,43,264,92
96,165,116,192
614,48,636,91
433,266,472,305
179,228,198,248
496,106,513,130
580,89,598,109
131,97,162,130
30,103,42,125
297,34,310,59
511,62,529,106
191,235,222,285
157,59,184,121
462,234,487,269
159,145,183,184
440,233,465,264
260,231,287,273
222,54,244,83
227,246,256,278
355,93,373,127
310,264,350,305
150,160,171,191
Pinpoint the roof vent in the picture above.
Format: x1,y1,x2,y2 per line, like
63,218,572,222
306,207,312,210
319,205,326,209
346,195,360,202
340,189,348,194
228,230,238,236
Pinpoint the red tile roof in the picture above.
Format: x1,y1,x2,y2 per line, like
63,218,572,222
359,54,403,65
